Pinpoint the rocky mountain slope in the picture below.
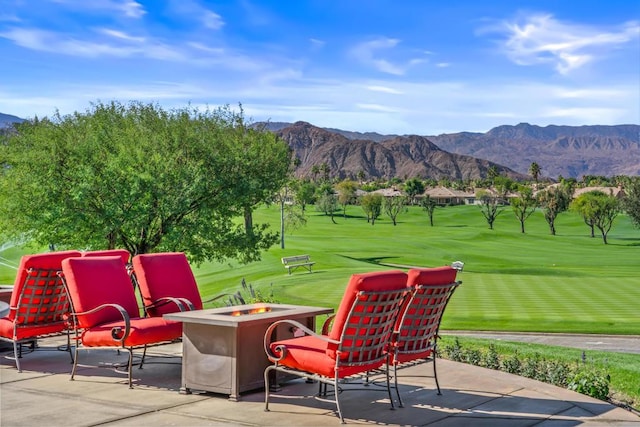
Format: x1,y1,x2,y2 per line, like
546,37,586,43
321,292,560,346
267,121,639,179
427,123,640,179
276,122,526,181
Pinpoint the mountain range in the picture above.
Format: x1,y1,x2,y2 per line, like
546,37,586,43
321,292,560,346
3,112,638,179
265,121,640,180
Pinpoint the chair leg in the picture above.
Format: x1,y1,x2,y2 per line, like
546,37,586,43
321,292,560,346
433,354,441,395
127,348,134,388
12,341,21,372
264,365,273,412
385,363,396,410
333,373,345,424
139,345,148,369
70,345,80,381
393,362,403,408
66,332,74,364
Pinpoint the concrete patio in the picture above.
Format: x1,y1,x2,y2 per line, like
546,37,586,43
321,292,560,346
1,337,638,426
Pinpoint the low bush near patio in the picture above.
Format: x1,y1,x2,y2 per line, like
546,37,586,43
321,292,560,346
438,336,638,409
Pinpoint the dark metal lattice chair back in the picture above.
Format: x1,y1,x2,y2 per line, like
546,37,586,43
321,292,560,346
14,268,71,327
395,281,459,357
337,288,408,368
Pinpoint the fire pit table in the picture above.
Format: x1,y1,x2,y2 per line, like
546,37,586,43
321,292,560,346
165,303,333,400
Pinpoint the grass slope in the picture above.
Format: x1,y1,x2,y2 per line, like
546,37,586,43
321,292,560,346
1,204,639,335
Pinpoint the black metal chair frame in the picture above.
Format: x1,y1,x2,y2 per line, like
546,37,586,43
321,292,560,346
264,287,407,424
1,267,73,372
390,280,461,407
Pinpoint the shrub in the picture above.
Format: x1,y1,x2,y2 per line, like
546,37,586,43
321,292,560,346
502,351,522,374
483,344,501,370
568,369,611,401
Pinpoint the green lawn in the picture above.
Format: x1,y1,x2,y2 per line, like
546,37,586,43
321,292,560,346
1,203,639,336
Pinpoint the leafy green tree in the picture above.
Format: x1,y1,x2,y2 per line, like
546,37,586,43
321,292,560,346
477,190,504,230
420,195,438,226
383,196,406,226
315,183,338,223
403,178,424,205
511,186,537,233
0,101,291,263
335,179,357,218
294,180,316,213
361,193,383,225
275,183,307,249
622,178,640,228
537,186,571,236
571,191,620,244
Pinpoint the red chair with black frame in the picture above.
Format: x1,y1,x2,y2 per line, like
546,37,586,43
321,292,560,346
131,252,204,318
263,270,409,424
0,250,81,371
61,255,183,388
390,263,462,408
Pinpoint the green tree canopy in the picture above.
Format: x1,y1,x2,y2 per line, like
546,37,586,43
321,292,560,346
622,178,640,228
476,189,504,230
403,178,424,205
0,101,291,263
360,193,383,225
570,190,620,244
537,186,571,236
511,186,537,233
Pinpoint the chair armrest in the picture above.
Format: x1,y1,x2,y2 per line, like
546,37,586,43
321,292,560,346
321,314,336,335
69,303,131,343
144,296,192,313
264,319,340,361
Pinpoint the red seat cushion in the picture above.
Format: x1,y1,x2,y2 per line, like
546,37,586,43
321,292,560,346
269,335,383,378
406,266,458,288
80,317,182,347
82,249,130,265
0,318,67,340
132,252,202,316
62,256,140,329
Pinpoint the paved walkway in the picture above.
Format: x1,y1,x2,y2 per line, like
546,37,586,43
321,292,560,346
1,339,639,426
446,331,640,354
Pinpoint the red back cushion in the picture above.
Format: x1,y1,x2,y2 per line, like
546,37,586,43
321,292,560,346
62,256,140,328
132,252,202,315
9,250,82,318
82,249,130,265
407,266,458,288
328,270,408,341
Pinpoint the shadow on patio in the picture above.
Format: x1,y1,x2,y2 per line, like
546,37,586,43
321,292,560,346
1,338,638,426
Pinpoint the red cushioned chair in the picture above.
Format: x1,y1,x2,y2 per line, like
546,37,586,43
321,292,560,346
82,249,131,264
263,270,409,423
61,255,183,387
390,264,462,407
131,252,203,317
0,250,82,371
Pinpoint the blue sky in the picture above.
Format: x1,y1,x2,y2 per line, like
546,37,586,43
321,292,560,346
1,0,638,135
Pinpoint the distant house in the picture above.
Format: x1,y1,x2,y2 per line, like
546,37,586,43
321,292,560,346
371,188,404,197
422,187,475,206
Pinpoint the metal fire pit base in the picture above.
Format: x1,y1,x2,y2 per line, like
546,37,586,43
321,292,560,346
165,303,333,401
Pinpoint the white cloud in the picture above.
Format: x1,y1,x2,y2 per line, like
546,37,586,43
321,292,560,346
49,0,146,19
489,13,640,75
350,37,428,76
202,11,224,30
366,85,403,94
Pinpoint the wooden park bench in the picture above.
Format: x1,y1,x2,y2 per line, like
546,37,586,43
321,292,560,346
281,255,315,275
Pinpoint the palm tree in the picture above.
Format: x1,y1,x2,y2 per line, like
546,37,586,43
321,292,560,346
529,162,541,187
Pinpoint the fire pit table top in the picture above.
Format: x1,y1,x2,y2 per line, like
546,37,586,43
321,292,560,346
164,303,333,327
